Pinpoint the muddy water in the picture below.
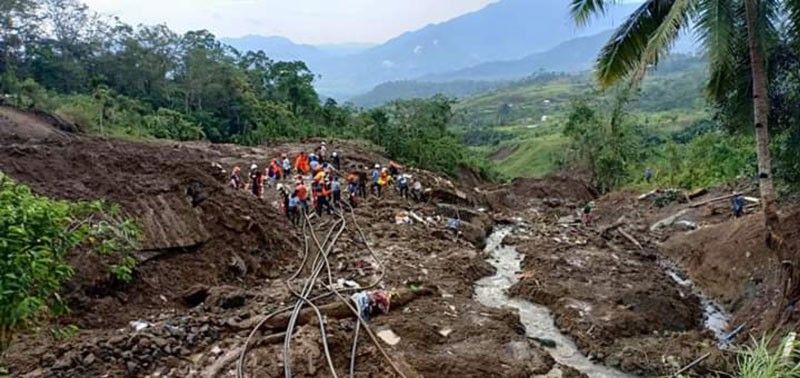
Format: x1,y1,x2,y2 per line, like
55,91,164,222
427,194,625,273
475,226,632,378
665,269,731,345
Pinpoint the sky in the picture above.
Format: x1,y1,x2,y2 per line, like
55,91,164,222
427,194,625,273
81,0,500,45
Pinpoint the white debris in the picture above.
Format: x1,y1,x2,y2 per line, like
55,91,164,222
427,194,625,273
377,329,401,346
129,320,151,332
438,328,453,337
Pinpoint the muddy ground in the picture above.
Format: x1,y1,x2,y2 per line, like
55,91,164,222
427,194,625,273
1,105,798,377
0,106,558,377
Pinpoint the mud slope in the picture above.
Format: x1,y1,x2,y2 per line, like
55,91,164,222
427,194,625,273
0,107,556,377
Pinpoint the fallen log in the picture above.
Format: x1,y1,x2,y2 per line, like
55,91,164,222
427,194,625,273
650,209,690,232
618,228,643,250
687,188,708,200
264,286,436,331
600,216,626,238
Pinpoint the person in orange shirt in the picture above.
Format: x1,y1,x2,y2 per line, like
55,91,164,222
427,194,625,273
294,152,310,174
295,179,309,214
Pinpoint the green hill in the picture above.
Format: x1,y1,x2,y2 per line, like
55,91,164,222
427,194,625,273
451,55,709,178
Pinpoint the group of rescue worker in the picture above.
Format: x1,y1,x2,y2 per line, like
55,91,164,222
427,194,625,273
228,142,426,225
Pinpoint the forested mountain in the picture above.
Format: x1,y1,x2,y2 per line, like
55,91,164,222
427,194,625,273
420,30,614,82
227,0,639,97
350,80,502,108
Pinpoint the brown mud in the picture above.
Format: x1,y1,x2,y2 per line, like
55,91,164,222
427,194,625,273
1,105,797,377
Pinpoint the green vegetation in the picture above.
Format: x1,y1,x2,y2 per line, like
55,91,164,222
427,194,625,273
451,55,709,181
0,0,489,178
737,333,800,377
0,172,139,352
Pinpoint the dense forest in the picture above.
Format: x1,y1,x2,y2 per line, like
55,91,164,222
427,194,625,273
0,0,487,177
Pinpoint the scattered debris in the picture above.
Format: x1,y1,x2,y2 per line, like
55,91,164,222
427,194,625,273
376,329,401,346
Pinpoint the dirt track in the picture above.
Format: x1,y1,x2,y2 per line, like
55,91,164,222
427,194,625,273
1,106,798,377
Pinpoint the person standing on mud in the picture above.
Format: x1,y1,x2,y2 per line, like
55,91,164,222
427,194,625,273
332,151,341,171
357,165,368,198
371,164,381,196
251,166,264,198
295,179,309,214
731,192,745,218
331,176,343,210
398,174,410,199
230,166,242,189
282,154,292,178
582,202,594,226
287,192,300,226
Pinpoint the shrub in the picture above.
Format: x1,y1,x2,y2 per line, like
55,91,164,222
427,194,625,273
0,173,139,352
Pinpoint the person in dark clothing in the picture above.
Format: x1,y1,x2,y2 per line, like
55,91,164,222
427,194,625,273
332,152,341,171
252,171,264,197
731,192,745,218
357,165,368,198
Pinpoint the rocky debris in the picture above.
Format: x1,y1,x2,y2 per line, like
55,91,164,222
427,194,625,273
206,286,247,310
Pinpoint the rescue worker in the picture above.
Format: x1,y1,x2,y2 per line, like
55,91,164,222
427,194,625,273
282,154,292,177
270,159,283,181
294,152,310,174
371,164,381,196
287,192,300,226
251,164,264,198
332,152,341,171
411,179,423,202
347,175,359,208
310,154,320,172
230,166,242,189
277,184,290,215
377,168,392,197
315,179,334,216
357,165,368,198
331,176,342,210
644,167,654,183
319,141,328,162
295,179,309,214
731,192,745,218
582,201,594,226
398,174,410,199
388,160,402,178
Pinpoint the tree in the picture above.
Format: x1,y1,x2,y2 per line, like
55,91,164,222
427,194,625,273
570,0,787,234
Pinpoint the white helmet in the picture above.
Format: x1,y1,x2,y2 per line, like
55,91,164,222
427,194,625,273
374,164,380,169
250,164,258,170
333,152,338,157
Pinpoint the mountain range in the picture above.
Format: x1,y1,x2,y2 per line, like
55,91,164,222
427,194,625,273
223,0,644,98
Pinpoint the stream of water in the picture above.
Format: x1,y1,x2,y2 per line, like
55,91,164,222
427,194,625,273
474,226,632,378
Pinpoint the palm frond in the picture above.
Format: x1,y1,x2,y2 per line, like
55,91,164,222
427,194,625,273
788,0,800,46
595,0,680,87
571,0,621,26
633,0,696,83
696,0,739,100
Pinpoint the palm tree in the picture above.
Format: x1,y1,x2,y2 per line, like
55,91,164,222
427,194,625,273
570,0,788,235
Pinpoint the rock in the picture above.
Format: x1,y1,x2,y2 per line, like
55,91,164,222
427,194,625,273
182,285,210,307
210,345,222,355
530,336,557,349
438,328,453,337
83,353,97,366
207,286,247,310
126,361,138,373
52,358,72,370
151,336,169,349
